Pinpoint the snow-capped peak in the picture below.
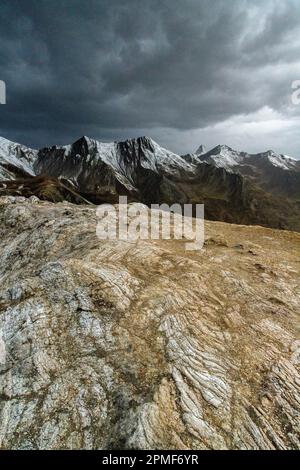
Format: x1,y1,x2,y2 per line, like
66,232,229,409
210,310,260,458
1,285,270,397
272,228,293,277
199,144,245,170
195,144,206,156
256,150,298,170
114,136,196,175
33,135,196,193
0,136,37,179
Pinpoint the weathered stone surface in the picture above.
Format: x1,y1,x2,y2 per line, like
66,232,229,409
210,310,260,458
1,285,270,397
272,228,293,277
0,196,299,449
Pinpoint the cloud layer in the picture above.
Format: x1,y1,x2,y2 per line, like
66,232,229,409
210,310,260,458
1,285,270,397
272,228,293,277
0,0,300,156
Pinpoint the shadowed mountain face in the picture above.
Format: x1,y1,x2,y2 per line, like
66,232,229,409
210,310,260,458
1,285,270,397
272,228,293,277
0,135,300,231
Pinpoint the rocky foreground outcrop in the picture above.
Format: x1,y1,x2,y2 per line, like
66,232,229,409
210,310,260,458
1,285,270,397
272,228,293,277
0,196,299,449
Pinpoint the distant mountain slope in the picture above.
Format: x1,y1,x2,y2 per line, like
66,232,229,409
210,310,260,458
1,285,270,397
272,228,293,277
0,136,37,180
0,135,299,231
198,145,300,200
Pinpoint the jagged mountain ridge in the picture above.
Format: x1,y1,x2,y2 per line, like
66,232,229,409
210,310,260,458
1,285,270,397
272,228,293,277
198,144,300,171
34,136,195,203
0,135,300,231
198,145,300,200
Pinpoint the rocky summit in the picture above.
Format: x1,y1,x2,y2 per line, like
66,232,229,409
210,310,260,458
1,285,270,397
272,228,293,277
1,135,300,232
0,196,299,450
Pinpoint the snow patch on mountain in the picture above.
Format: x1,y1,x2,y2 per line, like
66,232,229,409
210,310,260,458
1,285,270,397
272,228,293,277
195,144,206,156
0,136,37,179
147,138,195,173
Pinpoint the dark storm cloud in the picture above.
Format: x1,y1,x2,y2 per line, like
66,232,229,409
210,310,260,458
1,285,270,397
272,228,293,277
0,0,300,153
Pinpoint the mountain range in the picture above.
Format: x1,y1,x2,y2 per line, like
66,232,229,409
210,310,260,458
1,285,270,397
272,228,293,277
0,135,300,231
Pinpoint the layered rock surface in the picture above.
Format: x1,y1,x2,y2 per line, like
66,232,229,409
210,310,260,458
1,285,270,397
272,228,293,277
0,197,299,449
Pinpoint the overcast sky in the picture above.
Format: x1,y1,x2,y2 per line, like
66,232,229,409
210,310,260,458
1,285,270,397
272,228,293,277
0,0,300,157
